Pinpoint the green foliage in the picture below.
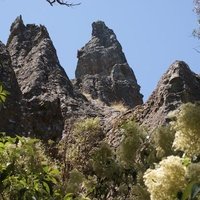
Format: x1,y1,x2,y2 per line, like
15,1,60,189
1,101,200,199
91,142,119,180
64,117,102,171
66,169,84,194
0,83,9,110
152,125,175,159
172,103,200,157
117,120,145,168
73,117,101,135
130,184,150,200
144,103,200,200
182,182,200,200
0,134,63,199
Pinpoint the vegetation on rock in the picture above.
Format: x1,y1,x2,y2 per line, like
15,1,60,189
0,93,200,199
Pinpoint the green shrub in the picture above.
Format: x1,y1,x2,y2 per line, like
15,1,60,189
91,142,120,180
152,125,175,159
65,117,102,171
0,134,62,200
172,103,200,157
73,117,101,135
66,169,85,194
117,120,146,168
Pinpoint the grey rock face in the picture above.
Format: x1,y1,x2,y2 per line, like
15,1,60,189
131,61,200,130
7,16,74,99
76,21,126,78
6,16,87,139
75,21,143,108
105,61,200,149
0,41,22,134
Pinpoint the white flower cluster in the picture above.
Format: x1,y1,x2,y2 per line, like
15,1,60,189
143,156,186,200
172,103,200,157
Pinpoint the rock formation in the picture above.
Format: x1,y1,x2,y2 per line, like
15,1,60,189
119,61,200,131
74,21,143,108
6,16,90,139
1,16,200,142
105,61,200,149
0,41,22,134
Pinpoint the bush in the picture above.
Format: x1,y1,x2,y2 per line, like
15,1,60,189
63,117,102,173
117,120,146,168
0,134,63,200
144,156,186,200
152,125,175,159
172,103,200,157
91,142,119,180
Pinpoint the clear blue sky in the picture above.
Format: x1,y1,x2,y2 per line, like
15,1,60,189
0,0,199,101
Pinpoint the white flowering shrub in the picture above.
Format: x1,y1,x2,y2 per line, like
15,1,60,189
143,156,186,200
172,103,200,157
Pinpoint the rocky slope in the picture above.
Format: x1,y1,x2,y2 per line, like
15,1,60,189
137,60,200,129
116,61,200,130
5,16,98,139
105,61,200,148
0,16,199,142
73,21,143,108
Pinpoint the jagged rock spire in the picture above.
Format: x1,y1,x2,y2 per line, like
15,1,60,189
7,16,73,98
131,60,200,130
6,16,86,139
75,21,127,78
9,15,25,35
74,21,143,108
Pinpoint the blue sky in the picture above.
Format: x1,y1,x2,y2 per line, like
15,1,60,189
0,0,199,101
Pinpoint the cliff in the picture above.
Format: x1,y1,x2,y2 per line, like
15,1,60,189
0,16,199,141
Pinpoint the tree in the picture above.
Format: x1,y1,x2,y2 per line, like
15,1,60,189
194,0,200,15
46,0,80,6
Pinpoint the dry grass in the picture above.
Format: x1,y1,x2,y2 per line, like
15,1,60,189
110,102,128,112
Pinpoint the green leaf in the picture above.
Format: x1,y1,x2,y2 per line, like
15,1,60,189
0,85,3,93
50,168,60,175
182,157,191,167
182,182,200,200
64,193,74,200
191,183,200,198
0,83,9,104
43,181,50,194
34,180,40,192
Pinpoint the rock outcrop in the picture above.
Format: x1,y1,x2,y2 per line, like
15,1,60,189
0,41,22,134
6,16,90,139
120,61,200,131
105,61,200,148
1,17,200,142
74,21,143,108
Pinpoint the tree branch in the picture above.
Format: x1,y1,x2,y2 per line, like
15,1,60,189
194,47,200,53
46,0,80,7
